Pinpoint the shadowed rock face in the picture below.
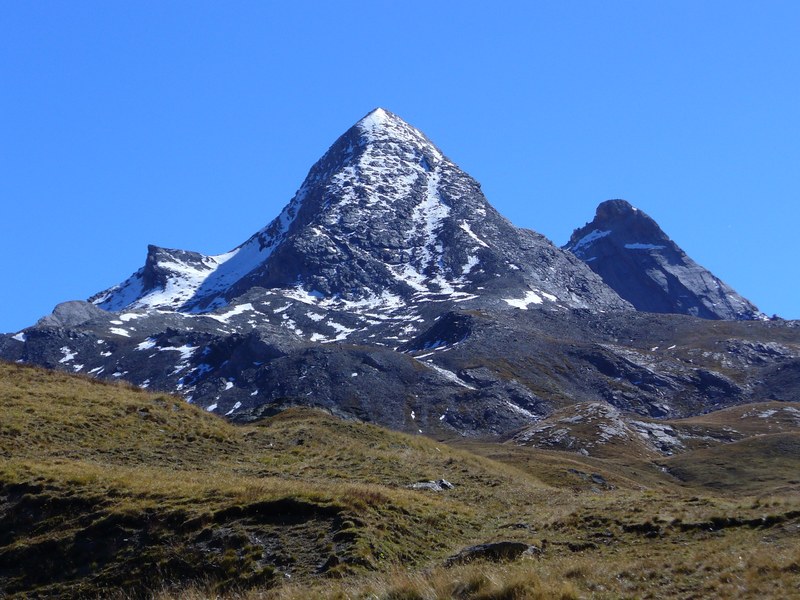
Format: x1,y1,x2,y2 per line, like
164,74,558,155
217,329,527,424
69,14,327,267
565,199,762,320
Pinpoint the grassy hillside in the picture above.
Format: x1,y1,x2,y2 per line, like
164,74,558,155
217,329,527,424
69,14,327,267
660,433,800,495
1,362,799,599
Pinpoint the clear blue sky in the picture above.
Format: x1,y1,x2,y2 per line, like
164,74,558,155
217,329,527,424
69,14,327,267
2,1,798,332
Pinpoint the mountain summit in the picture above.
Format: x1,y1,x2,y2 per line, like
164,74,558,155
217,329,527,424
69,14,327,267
565,199,762,320
91,108,627,315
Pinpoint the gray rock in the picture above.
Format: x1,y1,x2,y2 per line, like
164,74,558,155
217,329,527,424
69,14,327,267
408,479,454,492
36,301,110,328
445,541,539,566
567,469,614,490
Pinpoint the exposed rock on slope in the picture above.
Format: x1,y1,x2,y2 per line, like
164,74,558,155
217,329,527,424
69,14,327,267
512,399,800,460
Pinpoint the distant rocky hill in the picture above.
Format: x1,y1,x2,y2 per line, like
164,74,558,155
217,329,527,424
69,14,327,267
1,109,797,435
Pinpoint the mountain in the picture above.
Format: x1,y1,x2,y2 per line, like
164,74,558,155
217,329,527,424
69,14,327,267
1,110,798,435
91,108,627,315
565,199,763,320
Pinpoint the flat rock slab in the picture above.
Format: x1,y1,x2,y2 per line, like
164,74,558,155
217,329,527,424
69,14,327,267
408,479,454,492
445,541,538,566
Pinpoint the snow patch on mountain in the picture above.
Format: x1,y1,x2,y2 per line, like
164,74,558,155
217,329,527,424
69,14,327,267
59,347,77,363
625,243,666,250
136,338,157,351
462,255,480,275
208,303,256,323
225,401,242,416
159,344,198,362
504,290,545,309
459,221,490,248
504,400,538,420
422,361,477,390
569,229,611,256
327,321,356,341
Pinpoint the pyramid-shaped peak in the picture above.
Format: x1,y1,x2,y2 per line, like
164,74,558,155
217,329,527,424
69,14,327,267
356,107,406,130
359,107,392,125
90,109,632,316
353,108,443,159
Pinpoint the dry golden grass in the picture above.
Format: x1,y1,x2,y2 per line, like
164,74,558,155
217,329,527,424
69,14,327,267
2,361,800,599
147,535,800,599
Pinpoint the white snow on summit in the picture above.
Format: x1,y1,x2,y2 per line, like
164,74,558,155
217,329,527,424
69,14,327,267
358,108,443,161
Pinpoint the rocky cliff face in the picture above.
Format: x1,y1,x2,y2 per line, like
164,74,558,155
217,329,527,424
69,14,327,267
2,112,796,437
565,199,763,320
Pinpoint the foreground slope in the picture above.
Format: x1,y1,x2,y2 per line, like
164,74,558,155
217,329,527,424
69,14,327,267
2,363,799,599
0,362,550,596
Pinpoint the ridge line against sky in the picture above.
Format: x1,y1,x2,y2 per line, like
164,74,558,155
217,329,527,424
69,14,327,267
1,1,798,331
